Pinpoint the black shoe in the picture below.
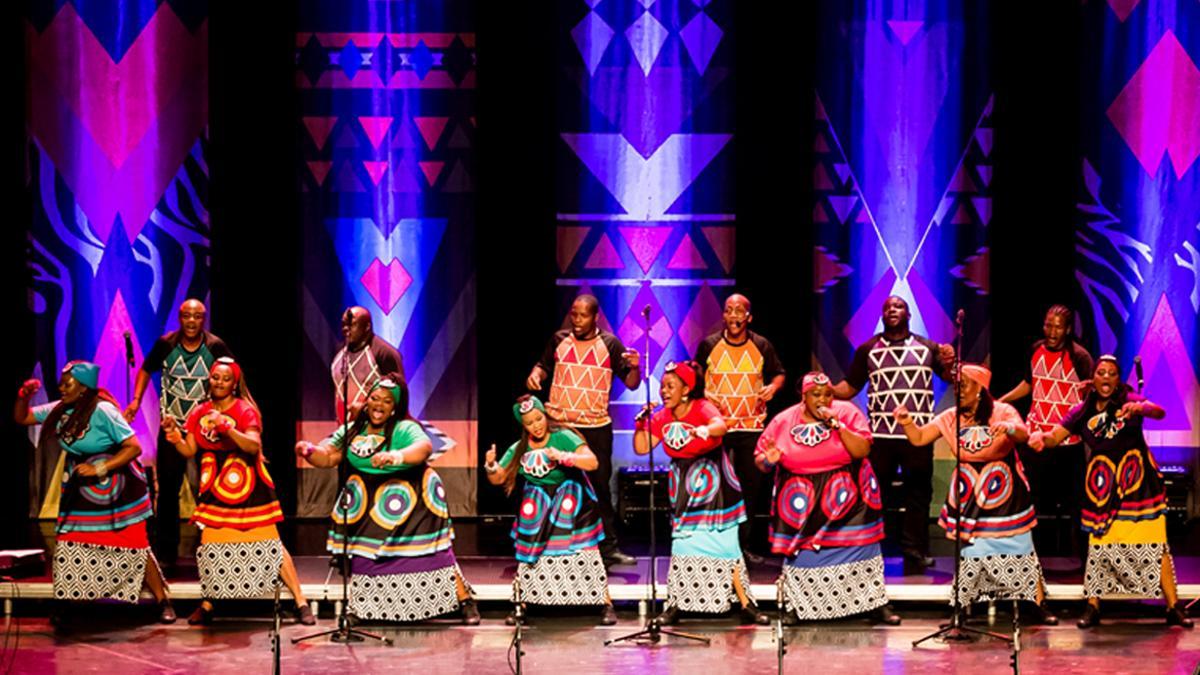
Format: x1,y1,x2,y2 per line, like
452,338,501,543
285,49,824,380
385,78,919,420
739,604,771,626
781,610,800,626
1077,604,1100,629
460,599,481,626
1028,602,1058,626
1166,605,1194,629
655,605,680,626
158,601,177,624
743,551,765,566
902,555,932,576
869,604,901,626
295,603,316,626
603,550,637,567
187,604,213,626
599,603,618,626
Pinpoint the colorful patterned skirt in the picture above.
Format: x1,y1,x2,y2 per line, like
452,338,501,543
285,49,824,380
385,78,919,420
192,450,284,530
197,525,283,599
511,476,607,606
53,521,154,604
780,544,888,620
349,549,465,621
955,532,1043,604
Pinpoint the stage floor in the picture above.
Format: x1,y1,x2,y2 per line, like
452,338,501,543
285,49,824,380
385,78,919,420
5,610,1199,674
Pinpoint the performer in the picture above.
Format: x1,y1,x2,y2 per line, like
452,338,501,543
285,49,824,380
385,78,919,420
123,298,232,569
15,362,175,624
694,293,786,564
164,357,315,625
332,306,405,422
296,376,479,625
526,294,640,567
1029,356,1192,628
832,295,954,574
999,305,1093,556
634,361,768,625
484,395,617,625
893,364,1057,625
756,372,899,625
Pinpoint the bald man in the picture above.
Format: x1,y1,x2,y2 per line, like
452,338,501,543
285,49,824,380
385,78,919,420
331,306,404,422
693,294,785,564
125,298,233,568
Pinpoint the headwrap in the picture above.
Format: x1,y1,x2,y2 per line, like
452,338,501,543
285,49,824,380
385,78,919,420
370,377,403,406
61,361,99,389
663,361,697,391
960,363,992,390
513,395,546,422
801,371,831,395
1095,354,1120,374
213,356,243,385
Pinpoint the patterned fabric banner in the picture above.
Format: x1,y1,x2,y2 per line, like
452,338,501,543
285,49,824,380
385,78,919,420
812,2,993,405
557,0,736,467
1077,0,1200,470
25,0,210,514
295,0,478,515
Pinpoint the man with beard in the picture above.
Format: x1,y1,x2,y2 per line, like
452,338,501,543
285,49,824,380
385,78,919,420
124,299,232,569
527,294,641,567
330,306,405,423
831,296,954,575
694,294,785,564
1000,305,1093,559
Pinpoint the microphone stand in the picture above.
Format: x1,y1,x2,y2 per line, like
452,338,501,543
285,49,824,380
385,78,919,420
271,576,282,675
913,309,1010,647
293,341,391,646
606,303,709,647
508,576,525,674
775,577,787,674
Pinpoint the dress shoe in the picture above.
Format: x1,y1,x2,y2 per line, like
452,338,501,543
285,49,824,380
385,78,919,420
599,603,618,625
739,604,771,625
158,601,177,624
1166,605,1194,629
603,550,637,567
655,605,680,626
869,603,901,625
1076,604,1100,629
460,599,481,625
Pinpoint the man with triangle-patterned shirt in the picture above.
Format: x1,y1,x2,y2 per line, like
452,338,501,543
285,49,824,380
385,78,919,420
124,298,232,569
693,293,785,564
831,295,954,575
999,304,1093,559
527,294,641,567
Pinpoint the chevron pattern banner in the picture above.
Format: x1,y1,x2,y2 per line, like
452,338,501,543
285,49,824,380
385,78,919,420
1077,0,1200,468
812,2,993,412
557,0,736,467
296,0,478,515
25,0,211,492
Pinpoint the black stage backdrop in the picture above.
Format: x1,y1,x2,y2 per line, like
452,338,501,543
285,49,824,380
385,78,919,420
3,3,1084,542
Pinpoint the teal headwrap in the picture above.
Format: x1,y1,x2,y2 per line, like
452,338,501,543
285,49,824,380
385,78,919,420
62,361,100,389
370,378,403,406
513,396,546,422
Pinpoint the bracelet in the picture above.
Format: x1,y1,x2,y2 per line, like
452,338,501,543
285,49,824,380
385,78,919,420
1004,424,1017,437
485,460,500,474
694,425,710,440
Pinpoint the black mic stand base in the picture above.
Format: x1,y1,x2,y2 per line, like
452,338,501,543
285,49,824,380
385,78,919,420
605,617,710,646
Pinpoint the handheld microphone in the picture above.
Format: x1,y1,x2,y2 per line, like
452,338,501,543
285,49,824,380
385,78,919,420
641,304,651,319
1134,356,1144,393
123,331,134,366
955,309,965,326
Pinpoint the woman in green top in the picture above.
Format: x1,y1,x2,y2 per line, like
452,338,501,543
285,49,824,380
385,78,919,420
485,394,618,625
296,377,478,624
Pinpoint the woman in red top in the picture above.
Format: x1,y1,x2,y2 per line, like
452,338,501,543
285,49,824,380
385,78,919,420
756,372,898,624
634,361,767,626
165,357,313,625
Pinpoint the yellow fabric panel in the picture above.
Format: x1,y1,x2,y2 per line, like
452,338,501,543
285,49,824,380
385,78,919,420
1089,516,1166,546
200,524,280,544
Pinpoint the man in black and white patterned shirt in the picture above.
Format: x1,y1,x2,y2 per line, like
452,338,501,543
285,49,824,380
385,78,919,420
330,306,405,423
832,296,954,574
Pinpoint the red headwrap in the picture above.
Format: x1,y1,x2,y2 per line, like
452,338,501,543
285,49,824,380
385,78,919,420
214,356,243,386
664,361,697,391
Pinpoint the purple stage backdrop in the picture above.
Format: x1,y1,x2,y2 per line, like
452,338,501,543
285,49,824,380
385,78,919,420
294,0,478,516
812,2,993,418
24,0,210,516
1077,0,1200,478
556,0,736,469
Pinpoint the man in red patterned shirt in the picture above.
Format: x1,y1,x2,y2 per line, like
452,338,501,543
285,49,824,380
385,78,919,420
1000,305,1093,558
527,295,641,566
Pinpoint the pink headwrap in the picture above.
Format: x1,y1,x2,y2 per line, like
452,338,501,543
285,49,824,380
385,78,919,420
801,371,831,394
960,363,991,389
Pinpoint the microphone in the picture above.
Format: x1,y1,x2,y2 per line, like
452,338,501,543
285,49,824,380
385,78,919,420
1134,356,1144,393
123,331,134,366
641,304,651,319
955,309,965,326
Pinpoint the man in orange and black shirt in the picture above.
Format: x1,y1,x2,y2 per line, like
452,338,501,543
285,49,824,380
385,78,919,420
527,294,641,566
694,294,785,563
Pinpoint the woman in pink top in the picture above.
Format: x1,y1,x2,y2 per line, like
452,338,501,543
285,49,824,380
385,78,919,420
894,364,1056,625
756,372,898,625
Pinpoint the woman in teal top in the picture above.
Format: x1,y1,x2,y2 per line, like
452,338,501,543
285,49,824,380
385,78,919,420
485,394,617,625
296,376,478,624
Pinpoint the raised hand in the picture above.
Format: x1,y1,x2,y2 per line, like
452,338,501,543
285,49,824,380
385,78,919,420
485,444,497,465
17,379,41,400
761,436,782,466
122,399,140,423
525,368,544,391
623,349,641,370
1116,401,1144,419
892,405,913,427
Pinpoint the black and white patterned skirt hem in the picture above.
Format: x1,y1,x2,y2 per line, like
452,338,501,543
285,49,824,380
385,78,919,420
197,540,283,599
1084,542,1166,599
666,555,754,614
53,541,148,604
782,555,888,620
350,564,462,622
515,548,608,606
954,552,1042,605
